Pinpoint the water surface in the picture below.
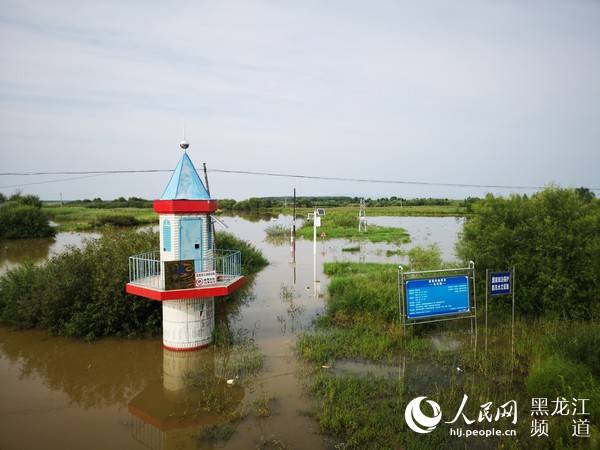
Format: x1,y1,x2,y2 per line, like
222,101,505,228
0,214,463,449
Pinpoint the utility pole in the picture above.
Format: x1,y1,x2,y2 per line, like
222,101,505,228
291,188,296,263
203,162,215,250
202,163,211,197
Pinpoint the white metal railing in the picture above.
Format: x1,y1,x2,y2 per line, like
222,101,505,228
128,251,162,289
128,249,242,290
214,249,241,281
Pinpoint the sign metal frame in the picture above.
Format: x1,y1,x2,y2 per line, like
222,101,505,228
398,261,477,335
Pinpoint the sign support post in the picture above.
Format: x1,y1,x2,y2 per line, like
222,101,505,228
511,266,515,372
397,262,477,333
485,268,489,352
486,268,516,355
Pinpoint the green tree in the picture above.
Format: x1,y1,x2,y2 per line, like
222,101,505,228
0,195,55,239
457,187,600,319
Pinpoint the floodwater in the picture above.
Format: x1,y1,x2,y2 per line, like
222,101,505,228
0,232,96,275
0,215,463,450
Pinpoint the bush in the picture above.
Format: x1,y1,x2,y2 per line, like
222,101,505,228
0,204,55,239
0,230,161,339
407,244,442,271
0,230,268,339
9,193,42,208
456,187,600,319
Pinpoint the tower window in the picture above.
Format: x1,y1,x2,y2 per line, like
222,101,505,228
163,219,172,252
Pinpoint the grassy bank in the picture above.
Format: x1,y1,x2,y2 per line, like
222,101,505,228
283,204,466,218
44,203,466,232
43,204,157,231
296,209,411,243
0,230,267,339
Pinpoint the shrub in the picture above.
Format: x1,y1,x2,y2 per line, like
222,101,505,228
0,230,268,339
9,193,42,208
0,204,55,238
407,244,442,271
0,230,160,339
456,187,600,319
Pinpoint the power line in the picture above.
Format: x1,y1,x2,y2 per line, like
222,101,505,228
0,168,598,192
0,173,111,189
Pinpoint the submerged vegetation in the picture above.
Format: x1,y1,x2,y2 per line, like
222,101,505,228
264,223,289,246
0,230,267,339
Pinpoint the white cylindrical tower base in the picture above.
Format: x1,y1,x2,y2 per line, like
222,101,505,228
162,297,214,351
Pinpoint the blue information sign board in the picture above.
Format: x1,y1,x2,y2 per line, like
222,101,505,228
490,271,511,296
405,276,470,319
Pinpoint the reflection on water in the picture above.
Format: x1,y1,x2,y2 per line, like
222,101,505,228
129,349,245,450
0,232,97,275
0,327,162,409
369,216,464,261
0,213,464,450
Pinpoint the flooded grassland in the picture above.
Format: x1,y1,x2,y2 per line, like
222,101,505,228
0,215,465,449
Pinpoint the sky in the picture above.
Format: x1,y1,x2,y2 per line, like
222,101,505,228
0,0,599,200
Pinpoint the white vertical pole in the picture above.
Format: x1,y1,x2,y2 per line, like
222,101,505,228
313,208,317,283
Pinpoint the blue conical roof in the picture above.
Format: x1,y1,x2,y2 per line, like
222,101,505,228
160,152,211,200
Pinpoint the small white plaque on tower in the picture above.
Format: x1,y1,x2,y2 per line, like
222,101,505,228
195,270,217,287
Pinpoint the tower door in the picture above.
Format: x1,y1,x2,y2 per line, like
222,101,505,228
179,217,203,271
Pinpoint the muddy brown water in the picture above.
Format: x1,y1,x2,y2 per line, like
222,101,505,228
0,215,463,450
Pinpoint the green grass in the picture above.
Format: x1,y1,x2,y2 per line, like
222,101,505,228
297,321,404,364
285,204,466,217
297,261,600,449
296,209,411,244
43,204,156,231
323,261,396,276
44,204,466,233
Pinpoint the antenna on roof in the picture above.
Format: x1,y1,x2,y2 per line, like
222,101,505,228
180,126,189,151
